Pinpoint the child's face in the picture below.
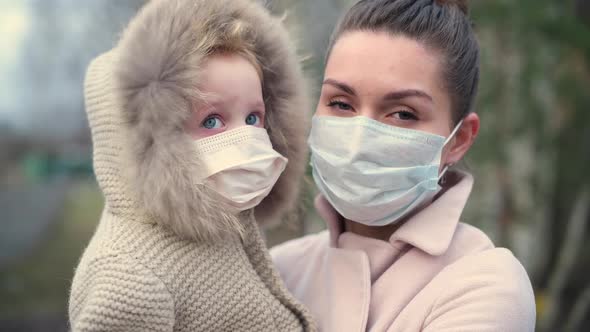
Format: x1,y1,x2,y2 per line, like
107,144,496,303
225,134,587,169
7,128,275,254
185,53,265,139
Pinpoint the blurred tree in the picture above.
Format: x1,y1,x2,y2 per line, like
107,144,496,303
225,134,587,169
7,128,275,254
469,0,590,330
577,0,590,25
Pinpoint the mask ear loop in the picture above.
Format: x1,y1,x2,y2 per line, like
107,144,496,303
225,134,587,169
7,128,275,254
439,119,464,184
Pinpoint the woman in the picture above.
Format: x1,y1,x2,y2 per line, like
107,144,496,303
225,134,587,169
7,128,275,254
271,0,536,331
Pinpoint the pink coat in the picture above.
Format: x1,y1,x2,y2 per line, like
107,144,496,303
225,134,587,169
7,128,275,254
271,172,536,331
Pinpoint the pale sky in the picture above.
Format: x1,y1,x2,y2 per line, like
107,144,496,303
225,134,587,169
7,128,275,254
0,0,30,126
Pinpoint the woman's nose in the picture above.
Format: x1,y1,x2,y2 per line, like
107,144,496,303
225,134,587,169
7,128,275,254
357,107,380,121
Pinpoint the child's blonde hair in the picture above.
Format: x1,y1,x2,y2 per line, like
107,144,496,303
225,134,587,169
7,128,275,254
201,19,263,81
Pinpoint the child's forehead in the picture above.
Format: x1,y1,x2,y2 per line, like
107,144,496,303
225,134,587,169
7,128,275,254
197,57,263,101
196,89,265,111
202,53,259,75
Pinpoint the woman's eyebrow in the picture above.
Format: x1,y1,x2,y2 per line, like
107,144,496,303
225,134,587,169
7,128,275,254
323,79,433,104
323,79,357,96
383,89,433,103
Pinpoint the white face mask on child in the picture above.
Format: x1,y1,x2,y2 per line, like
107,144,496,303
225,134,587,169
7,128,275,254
194,125,288,211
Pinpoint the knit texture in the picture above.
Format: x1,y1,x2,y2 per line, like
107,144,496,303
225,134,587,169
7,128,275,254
70,211,314,331
68,3,317,328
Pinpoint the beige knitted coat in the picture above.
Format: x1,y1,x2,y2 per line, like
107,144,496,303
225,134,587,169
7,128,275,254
68,0,315,331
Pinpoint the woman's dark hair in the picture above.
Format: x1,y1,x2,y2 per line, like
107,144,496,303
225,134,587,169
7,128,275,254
327,0,479,125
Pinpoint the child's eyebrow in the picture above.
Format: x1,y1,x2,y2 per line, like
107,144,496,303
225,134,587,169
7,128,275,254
199,91,222,105
198,99,223,112
250,100,266,111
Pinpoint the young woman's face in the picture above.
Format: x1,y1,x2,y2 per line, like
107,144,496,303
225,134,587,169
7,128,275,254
185,54,265,139
318,31,454,134
317,30,478,166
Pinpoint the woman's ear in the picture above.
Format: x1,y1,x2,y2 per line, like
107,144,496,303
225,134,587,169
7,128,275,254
444,112,480,166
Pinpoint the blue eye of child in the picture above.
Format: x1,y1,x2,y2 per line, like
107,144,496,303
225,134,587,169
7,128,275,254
202,116,222,129
245,113,260,126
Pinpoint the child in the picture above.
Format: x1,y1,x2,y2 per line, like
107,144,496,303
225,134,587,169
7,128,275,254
68,0,315,331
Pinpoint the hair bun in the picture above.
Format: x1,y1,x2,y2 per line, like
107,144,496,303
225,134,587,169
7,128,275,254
435,0,469,14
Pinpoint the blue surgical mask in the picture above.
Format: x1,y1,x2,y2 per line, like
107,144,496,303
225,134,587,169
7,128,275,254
309,115,463,227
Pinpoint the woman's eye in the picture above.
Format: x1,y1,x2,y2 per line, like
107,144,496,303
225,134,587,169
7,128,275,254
245,113,261,126
202,116,223,129
327,100,353,111
392,110,418,121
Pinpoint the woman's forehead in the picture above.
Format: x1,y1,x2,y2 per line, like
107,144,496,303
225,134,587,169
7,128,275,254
325,31,443,95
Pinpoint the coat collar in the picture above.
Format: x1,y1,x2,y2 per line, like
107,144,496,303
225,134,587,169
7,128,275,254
315,171,474,256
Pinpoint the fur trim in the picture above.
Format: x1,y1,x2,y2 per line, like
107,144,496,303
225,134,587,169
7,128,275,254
114,0,309,241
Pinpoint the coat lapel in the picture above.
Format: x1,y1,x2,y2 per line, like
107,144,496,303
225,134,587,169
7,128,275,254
321,248,371,332
368,247,448,331
368,172,474,331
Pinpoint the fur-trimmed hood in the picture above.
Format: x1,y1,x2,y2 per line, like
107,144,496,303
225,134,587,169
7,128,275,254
84,0,309,242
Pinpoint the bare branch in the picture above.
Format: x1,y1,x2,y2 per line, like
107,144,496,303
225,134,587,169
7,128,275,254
565,281,590,331
539,187,589,331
